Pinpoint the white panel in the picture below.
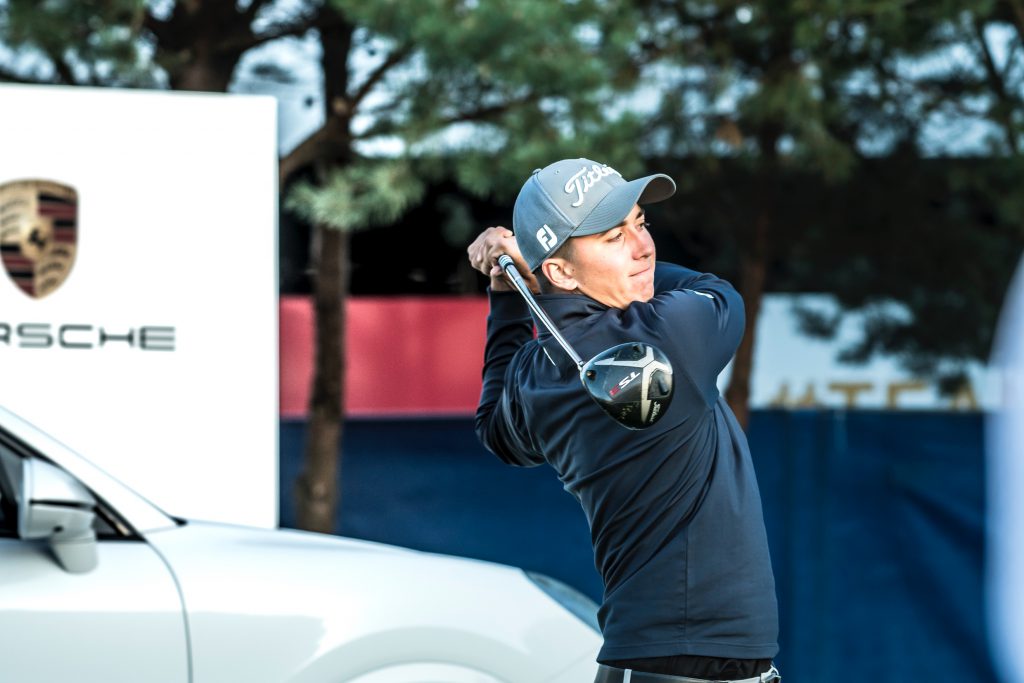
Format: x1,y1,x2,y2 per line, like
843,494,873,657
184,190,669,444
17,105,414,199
0,84,278,527
717,293,997,411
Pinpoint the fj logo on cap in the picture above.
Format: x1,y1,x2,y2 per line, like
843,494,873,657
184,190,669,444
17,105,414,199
564,164,621,208
0,179,78,299
537,224,558,251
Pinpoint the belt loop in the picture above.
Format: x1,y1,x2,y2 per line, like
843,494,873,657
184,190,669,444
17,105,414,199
622,670,632,683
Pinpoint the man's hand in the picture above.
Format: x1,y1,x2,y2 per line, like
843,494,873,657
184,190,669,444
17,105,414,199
467,226,540,293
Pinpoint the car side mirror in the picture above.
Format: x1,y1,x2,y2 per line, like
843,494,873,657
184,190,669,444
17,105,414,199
17,458,99,573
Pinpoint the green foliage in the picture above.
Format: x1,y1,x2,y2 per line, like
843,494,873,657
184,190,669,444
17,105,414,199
621,0,1024,383
788,156,1021,384
286,160,425,233
437,193,476,246
0,0,157,86
284,0,643,227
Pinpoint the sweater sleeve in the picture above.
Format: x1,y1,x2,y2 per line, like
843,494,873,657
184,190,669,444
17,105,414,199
644,261,746,405
474,289,546,467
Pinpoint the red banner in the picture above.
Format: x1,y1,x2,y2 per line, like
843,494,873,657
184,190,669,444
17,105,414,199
280,296,490,418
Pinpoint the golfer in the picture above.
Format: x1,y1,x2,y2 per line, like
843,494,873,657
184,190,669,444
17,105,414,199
467,158,780,683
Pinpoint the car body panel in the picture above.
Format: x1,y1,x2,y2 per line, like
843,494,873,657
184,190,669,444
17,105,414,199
147,522,601,682
0,536,189,682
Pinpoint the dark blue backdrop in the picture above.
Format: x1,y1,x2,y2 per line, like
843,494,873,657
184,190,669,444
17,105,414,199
279,410,994,682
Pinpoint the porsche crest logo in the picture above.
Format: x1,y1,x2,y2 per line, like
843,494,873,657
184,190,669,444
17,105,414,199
0,179,78,299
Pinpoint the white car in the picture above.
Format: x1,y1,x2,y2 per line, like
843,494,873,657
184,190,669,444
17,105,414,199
0,406,601,682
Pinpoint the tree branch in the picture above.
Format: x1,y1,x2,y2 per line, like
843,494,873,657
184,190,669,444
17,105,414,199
352,94,539,141
279,118,352,186
358,96,405,117
442,95,540,126
41,46,78,85
972,17,1021,154
228,13,322,53
349,44,413,109
1003,38,1020,81
280,123,330,186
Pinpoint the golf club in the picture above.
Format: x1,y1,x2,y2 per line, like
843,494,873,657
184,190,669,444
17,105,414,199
497,254,674,430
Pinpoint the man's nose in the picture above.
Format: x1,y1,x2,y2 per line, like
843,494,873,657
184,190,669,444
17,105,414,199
630,229,654,259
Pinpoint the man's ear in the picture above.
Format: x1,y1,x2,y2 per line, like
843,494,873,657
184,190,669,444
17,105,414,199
541,258,577,292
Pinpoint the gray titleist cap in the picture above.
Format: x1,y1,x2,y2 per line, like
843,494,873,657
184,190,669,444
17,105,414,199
513,158,676,271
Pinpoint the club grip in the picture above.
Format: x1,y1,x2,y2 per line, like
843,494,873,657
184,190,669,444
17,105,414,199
498,254,527,287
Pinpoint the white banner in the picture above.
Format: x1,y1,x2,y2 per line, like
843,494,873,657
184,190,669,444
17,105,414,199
0,84,278,528
719,294,997,411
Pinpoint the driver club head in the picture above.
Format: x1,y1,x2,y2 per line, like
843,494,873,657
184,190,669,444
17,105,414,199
580,342,674,430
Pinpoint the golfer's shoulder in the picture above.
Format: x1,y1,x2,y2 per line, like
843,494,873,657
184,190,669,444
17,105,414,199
652,262,742,302
623,280,745,374
627,287,741,332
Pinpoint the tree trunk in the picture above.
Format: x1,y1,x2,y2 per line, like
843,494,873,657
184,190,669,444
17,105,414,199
151,3,248,93
295,221,349,533
292,8,354,534
725,209,770,429
172,55,236,92
724,118,782,430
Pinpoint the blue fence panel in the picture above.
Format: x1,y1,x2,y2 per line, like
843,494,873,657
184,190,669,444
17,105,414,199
279,410,994,682
279,417,603,599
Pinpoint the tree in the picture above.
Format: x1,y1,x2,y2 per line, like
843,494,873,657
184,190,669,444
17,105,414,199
606,0,865,425
0,1,323,90
789,156,1023,392
612,0,1023,424
778,0,1024,391
0,0,155,86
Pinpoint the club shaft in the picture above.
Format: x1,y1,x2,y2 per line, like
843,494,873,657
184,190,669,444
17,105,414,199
497,255,584,369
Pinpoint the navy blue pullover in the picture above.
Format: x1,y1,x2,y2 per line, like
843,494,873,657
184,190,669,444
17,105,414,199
475,262,778,661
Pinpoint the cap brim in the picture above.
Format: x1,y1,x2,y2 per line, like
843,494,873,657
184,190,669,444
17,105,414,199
572,173,676,237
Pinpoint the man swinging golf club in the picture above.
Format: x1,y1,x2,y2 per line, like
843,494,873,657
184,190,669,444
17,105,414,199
467,158,780,683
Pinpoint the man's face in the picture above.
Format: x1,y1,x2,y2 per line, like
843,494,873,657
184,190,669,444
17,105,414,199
564,204,656,309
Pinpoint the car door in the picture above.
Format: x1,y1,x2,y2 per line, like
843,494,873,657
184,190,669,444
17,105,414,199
0,433,190,683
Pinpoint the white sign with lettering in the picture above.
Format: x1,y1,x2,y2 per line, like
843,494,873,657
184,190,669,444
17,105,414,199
718,294,996,411
0,84,278,528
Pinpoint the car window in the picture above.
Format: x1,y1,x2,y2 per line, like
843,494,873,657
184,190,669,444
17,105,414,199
0,440,21,537
0,432,126,540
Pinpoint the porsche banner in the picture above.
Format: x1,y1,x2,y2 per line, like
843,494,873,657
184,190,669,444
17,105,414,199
0,85,278,528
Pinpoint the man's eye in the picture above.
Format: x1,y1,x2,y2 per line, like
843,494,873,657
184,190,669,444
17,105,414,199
639,221,651,231
609,232,624,242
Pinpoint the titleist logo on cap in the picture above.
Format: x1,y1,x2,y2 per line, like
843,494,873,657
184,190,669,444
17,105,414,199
564,164,621,207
